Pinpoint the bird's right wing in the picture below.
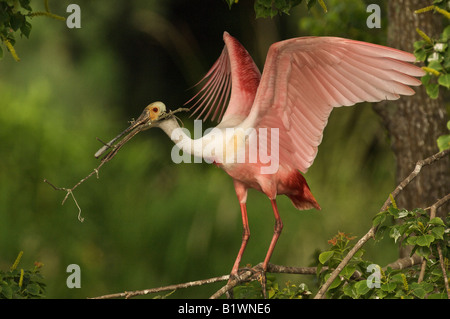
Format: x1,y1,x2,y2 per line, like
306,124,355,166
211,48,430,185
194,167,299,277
242,37,425,173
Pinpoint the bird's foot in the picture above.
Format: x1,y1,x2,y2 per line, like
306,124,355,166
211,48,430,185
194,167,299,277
225,266,261,299
253,264,268,299
226,265,269,299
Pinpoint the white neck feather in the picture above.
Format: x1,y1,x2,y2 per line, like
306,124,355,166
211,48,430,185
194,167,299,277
157,116,209,161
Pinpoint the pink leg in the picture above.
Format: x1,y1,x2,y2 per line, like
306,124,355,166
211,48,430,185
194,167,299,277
262,199,283,271
230,203,250,276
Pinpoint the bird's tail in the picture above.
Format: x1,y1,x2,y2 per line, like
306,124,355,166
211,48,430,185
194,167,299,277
287,171,321,211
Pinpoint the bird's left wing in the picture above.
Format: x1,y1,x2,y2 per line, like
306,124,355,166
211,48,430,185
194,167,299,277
186,32,261,124
241,37,425,173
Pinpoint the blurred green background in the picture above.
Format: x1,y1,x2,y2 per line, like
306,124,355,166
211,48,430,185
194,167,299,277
0,0,398,298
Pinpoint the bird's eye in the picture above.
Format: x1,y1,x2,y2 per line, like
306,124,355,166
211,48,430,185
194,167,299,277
152,107,159,113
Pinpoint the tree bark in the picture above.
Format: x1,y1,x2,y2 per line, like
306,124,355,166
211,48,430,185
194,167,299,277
373,0,449,257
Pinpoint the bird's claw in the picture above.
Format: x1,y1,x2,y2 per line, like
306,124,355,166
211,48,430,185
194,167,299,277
227,265,268,299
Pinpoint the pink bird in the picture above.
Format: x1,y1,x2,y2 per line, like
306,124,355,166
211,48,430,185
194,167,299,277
96,32,425,284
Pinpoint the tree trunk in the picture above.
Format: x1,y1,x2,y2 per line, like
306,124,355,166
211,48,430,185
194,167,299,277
374,0,449,256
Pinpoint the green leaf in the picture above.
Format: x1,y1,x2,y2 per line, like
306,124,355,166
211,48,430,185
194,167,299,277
325,274,342,289
429,217,445,226
318,251,334,264
0,284,12,299
421,74,431,86
307,0,317,10
426,83,440,99
438,73,450,88
416,234,434,247
430,226,445,240
389,226,402,243
388,206,400,218
0,45,3,59
355,280,370,296
20,20,31,38
24,282,40,295
442,25,450,41
18,0,32,11
413,40,425,50
406,236,417,245
398,209,410,218
10,12,25,31
410,282,433,299
416,246,431,259
381,282,397,292
343,282,358,298
224,0,237,9
427,60,443,71
340,265,356,280
372,212,386,227
254,0,305,18
374,225,387,241
437,134,450,151
428,292,448,299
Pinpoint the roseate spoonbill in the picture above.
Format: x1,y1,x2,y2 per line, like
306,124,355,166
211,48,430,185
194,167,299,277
96,32,424,282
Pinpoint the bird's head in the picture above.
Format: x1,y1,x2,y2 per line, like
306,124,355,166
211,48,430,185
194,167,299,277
94,101,172,159
140,101,168,124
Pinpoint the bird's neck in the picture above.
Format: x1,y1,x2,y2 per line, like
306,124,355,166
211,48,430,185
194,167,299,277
158,116,206,160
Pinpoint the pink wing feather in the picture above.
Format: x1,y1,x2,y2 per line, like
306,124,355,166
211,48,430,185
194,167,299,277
186,32,261,123
242,36,425,173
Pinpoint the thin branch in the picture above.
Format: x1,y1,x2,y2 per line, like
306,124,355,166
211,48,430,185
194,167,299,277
428,193,450,299
314,227,377,299
91,274,229,299
417,259,427,283
427,193,450,218
209,263,336,299
90,250,437,300
210,267,259,299
380,148,450,212
437,243,450,299
385,255,423,270
91,263,324,299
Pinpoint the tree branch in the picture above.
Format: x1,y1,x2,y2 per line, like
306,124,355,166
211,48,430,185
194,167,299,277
91,274,230,299
313,227,377,299
380,148,450,212
384,255,423,270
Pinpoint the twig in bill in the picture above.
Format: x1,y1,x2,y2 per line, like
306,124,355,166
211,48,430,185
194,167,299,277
43,107,189,222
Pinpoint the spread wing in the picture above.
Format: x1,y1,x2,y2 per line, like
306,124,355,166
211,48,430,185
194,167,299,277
241,36,425,173
186,32,261,123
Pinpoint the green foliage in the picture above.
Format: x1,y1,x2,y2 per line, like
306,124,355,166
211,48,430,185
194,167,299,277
437,121,450,151
232,206,449,299
298,0,386,43
236,207,449,299
267,281,311,299
315,206,449,299
317,232,373,298
0,0,32,60
374,207,448,262
0,251,46,299
414,0,450,98
225,0,326,18
371,207,449,299
233,274,312,299
0,0,64,61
